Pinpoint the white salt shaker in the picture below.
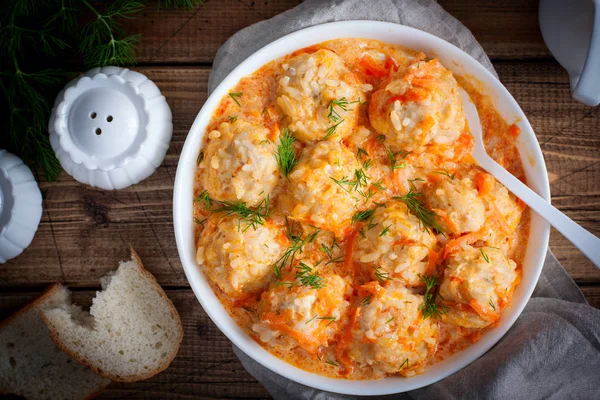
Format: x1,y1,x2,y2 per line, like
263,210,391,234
49,67,173,189
0,150,43,263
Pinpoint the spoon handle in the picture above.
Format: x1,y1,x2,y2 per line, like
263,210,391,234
477,156,600,268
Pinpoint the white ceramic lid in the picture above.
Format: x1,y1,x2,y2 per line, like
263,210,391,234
0,150,43,263
49,67,173,189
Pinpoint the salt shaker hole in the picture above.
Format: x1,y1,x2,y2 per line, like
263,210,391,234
107,115,113,122
96,128,102,135
90,112,97,119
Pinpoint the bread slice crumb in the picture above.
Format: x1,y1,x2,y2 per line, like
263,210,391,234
0,284,110,400
42,249,184,382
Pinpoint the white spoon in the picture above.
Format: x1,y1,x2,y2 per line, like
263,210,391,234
459,88,600,268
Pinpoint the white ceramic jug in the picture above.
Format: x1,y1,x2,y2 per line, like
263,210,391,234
539,0,600,106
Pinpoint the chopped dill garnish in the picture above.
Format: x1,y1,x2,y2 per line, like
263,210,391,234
379,224,392,237
275,127,299,179
194,189,212,210
480,248,490,263
212,196,270,231
261,107,267,115
331,169,369,194
356,147,369,159
432,167,455,179
386,147,410,170
317,354,322,361
320,238,340,260
393,188,445,236
372,180,387,191
361,293,373,306
372,266,392,282
295,262,325,289
193,217,207,226
326,360,338,367
229,92,243,107
196,151,204,165
305,314,319,324
356,147,373,170
324,119,344,139
326,255,345,265
489,298,497,311
241,307,256,315
272,220,319,279
327,97,359,122
400,358,410,369
317,316,337,326
351,205,380,225
228,115,238,123
386,317,395,324
418,274,447,319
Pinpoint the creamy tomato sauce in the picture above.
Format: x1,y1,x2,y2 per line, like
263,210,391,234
193,39,530,380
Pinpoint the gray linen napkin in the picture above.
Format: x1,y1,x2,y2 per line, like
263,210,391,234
207,1,600,398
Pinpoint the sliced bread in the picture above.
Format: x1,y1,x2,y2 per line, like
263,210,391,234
0,284,111,400
42,249,184,382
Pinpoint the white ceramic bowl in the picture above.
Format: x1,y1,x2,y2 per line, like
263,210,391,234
174,21,550,395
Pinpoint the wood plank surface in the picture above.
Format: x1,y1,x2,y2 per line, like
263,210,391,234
128,0,548,65
2,62,598,288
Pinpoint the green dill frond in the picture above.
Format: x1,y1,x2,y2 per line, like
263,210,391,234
432,167,455,179
295,262,324,289
228,92,243,107
317,316,337,326
372,266,392,282
417,274,447,319
327,97,359,122
393,188,445,236
228,115,237,123
212,196,271,231
275,127,299,179
305,314,319,324
324,119,344,139
272,220,319,279
489,298,496,311
480,248,490,263
194,189,212,210
379,224,392,237
386,146,410,170
361,293,373,306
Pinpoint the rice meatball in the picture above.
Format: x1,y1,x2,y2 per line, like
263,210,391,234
196,215,284,297
253,268,351,354
281,141,360,236
368,58,465,152
277,49,362,142
353,201,437,286
439,245,518,328
425,174,486,236
198,120,279,207
343,283,438,377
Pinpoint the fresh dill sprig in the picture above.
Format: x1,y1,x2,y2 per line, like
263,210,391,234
331,169,369,195
212,196,271,231
320,238,340,260
489,298,497,311
394,189,445,236
351,205,380,225
193,216,207,226
196,151,204,165
379,224,392,237
480,248,490,263
417,274,447,319
275,127,299,179
295,261,325,289
305,314,319,324
361,293,373,306
372,180,386,191
228,115,238,123
80,0,144,68
229,92,243,107
327,97,359,122
432,167,455,179
386,317,395,324
194,189,212,210
324,119,344,139
400,358,410,369
272,220,319,279
317,316,337,326
372,266,392,282
386,147,410,170
325,360,338,367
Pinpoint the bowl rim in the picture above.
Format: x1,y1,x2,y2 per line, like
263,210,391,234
174,20,550,395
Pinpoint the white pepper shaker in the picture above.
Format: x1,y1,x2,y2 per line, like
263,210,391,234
0,150,43,263
49,66,173,189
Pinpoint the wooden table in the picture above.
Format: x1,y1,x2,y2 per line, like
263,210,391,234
1,1,599,398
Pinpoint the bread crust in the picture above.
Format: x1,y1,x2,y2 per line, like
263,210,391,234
42,248,184,382
0,283,111,399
